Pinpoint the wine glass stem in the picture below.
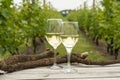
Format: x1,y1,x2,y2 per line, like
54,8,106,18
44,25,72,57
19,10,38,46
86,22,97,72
66,47,72,69
53,49,57,65
67,52,71,69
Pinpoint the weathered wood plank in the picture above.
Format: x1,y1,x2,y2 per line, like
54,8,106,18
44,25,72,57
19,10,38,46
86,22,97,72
1,63,120,80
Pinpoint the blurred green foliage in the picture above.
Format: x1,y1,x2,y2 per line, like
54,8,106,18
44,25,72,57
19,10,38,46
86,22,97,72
0,0,63,55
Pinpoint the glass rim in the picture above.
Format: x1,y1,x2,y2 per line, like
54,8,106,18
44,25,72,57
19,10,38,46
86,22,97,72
62,21,78,23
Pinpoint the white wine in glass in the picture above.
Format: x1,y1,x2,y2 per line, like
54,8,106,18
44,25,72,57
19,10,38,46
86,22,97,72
61,22,79,73
46,33,61,49
45,19,62,69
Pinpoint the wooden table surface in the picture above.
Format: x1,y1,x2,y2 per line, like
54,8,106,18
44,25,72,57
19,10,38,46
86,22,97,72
1,63,120,80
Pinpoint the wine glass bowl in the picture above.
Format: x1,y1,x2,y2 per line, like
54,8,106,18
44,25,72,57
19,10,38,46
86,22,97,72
45,19,62,69
60,22,79,73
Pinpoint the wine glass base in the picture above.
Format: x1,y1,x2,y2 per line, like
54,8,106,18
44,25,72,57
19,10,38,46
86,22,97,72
50,65,62,70
63,68,77,73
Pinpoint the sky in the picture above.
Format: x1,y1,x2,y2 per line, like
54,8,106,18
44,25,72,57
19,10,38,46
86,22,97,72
14,0,99,11
46,0,93,11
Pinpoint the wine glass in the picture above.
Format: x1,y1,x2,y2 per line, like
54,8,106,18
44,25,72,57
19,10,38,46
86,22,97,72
45,19,62,69
60,22,79,73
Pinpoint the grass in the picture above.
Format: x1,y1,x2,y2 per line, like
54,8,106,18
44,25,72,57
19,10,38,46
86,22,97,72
46,32,108,62
0,51,11,60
